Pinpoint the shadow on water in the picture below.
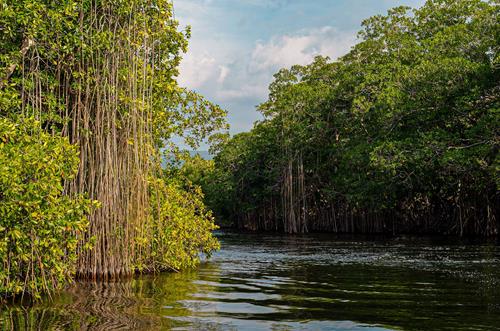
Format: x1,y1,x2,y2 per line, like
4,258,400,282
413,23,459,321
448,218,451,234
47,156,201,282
1,232,500,330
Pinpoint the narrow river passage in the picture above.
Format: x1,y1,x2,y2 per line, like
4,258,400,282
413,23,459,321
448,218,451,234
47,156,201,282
1,232,500,330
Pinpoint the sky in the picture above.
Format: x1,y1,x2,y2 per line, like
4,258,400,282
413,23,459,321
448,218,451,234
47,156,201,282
174,0,425,144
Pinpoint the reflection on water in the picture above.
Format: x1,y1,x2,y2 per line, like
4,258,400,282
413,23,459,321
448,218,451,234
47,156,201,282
1,232,500,330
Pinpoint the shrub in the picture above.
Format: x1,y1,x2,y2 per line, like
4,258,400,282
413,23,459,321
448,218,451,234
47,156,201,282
135,176,220,272
0,117,94,299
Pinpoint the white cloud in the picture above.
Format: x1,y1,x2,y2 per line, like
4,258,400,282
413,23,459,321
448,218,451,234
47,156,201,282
250,26,356,73
217,65,230,84
179,26,356,102
216,84,268,101
178,52,217,89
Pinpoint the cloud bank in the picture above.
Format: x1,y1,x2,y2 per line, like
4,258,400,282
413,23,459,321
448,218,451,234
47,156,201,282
177,25,356,133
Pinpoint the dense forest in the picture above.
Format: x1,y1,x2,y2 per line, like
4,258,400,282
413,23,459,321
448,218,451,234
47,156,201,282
0,0,227,299
190,0,499,236
1,0,499,305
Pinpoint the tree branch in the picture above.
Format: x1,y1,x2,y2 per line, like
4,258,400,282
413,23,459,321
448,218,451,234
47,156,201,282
0,37,34,89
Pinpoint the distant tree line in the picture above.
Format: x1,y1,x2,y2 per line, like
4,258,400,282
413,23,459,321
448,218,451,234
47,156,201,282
191,0,499,236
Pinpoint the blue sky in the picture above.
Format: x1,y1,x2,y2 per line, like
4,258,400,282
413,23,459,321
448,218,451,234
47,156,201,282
175,0,425,142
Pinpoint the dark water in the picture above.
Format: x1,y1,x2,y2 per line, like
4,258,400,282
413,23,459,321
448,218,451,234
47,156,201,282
1,232,500,330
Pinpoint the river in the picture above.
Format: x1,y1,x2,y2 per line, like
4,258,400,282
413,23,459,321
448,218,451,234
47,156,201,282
1,232,499,330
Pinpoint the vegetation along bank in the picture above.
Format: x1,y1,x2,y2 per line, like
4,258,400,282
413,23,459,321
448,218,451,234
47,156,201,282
187,0,499,236
0,0,227,300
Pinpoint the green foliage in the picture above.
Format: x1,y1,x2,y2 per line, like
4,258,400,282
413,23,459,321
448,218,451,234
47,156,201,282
208,0,499,235
0,0,228,149
141,176,220,272
0,117,95,299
